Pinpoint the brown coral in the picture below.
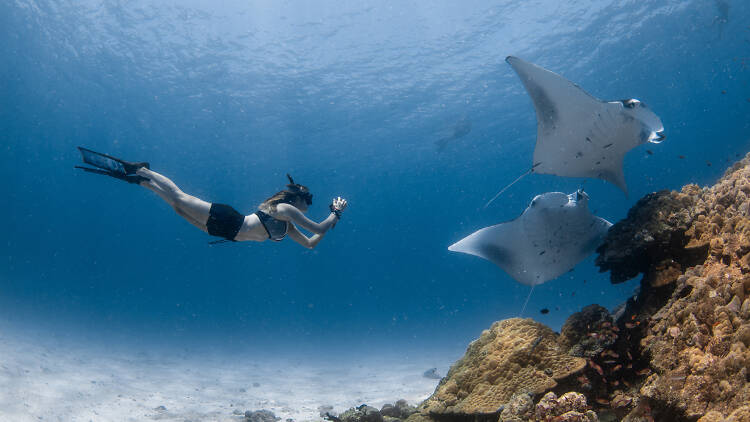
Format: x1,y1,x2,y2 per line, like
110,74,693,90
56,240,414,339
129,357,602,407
534,392,597,422
639,264,750,419
596,153,750,420
415,319,586,417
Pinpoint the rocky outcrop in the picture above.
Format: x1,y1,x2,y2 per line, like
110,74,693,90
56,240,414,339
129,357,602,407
326,401,418,422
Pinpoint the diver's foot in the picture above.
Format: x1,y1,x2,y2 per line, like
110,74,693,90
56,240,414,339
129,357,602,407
122,161,150,175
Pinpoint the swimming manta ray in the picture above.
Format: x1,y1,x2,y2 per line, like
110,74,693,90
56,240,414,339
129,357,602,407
485,56,666,207
451,190,611,287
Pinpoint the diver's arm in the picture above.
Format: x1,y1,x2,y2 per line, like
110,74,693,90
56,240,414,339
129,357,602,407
287,223,325,249
275,203,339,234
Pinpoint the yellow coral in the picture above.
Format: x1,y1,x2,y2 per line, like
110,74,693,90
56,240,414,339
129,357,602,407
418,318,585,415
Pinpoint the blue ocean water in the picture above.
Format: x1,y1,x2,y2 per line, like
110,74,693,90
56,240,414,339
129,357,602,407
0,0,748,362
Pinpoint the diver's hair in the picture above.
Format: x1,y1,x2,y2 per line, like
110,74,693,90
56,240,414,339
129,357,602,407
258,190,302,213
258,174,311,213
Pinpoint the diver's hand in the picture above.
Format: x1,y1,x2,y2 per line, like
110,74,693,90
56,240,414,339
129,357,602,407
332,197,347,212
329,197,347,223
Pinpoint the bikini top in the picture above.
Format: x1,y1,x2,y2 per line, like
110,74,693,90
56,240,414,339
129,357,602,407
255,210,289,241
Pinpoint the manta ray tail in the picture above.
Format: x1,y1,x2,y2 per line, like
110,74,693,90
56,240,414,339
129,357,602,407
519,284,535,317
483,167,535,209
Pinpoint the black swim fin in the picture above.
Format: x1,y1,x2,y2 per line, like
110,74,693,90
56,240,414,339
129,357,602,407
75,165,149,184
77,146,149,175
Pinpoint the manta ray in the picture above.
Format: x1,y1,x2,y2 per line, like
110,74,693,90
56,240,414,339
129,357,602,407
485,56,666,207
451,190,611,287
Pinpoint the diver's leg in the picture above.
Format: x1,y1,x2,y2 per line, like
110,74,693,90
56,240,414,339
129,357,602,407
136,168,212,229
139,182,206,230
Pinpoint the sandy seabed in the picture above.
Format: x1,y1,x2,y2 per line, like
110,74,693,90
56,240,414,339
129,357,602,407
0,322,449,422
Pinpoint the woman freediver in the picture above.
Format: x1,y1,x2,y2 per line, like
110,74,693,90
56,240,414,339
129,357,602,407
75,147,347,249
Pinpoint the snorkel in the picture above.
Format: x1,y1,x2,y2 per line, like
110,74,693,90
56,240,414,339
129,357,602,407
286,174,313,205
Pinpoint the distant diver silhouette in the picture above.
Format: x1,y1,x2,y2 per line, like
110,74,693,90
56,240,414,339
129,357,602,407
435,117,472,152
713,0,729,39
76,147,347,248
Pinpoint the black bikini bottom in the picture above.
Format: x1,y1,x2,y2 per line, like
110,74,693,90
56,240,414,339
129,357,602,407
206,203,245,240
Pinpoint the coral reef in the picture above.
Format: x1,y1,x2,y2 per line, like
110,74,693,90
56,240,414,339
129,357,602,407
595,188,704,286
401,155,750,422
533,392,598,422
408,318,586,421
557,304,648,418
635,265,750,420
595,154,750,420
381,400,418,422
493,391,599,422
559,305,617,358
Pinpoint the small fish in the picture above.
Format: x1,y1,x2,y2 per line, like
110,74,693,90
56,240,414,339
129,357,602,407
625,322,636,329
679,155,686,159
721,90,727,94
600,350,617,358
603,143,613,149
595,398,610,406
646,149,654,155
623,380,631,388
627,351,633,360
540,308,550,314
589,361,604,376
706,161,712,167
636,368,651,376
423,368,442,379
612,364,623,372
